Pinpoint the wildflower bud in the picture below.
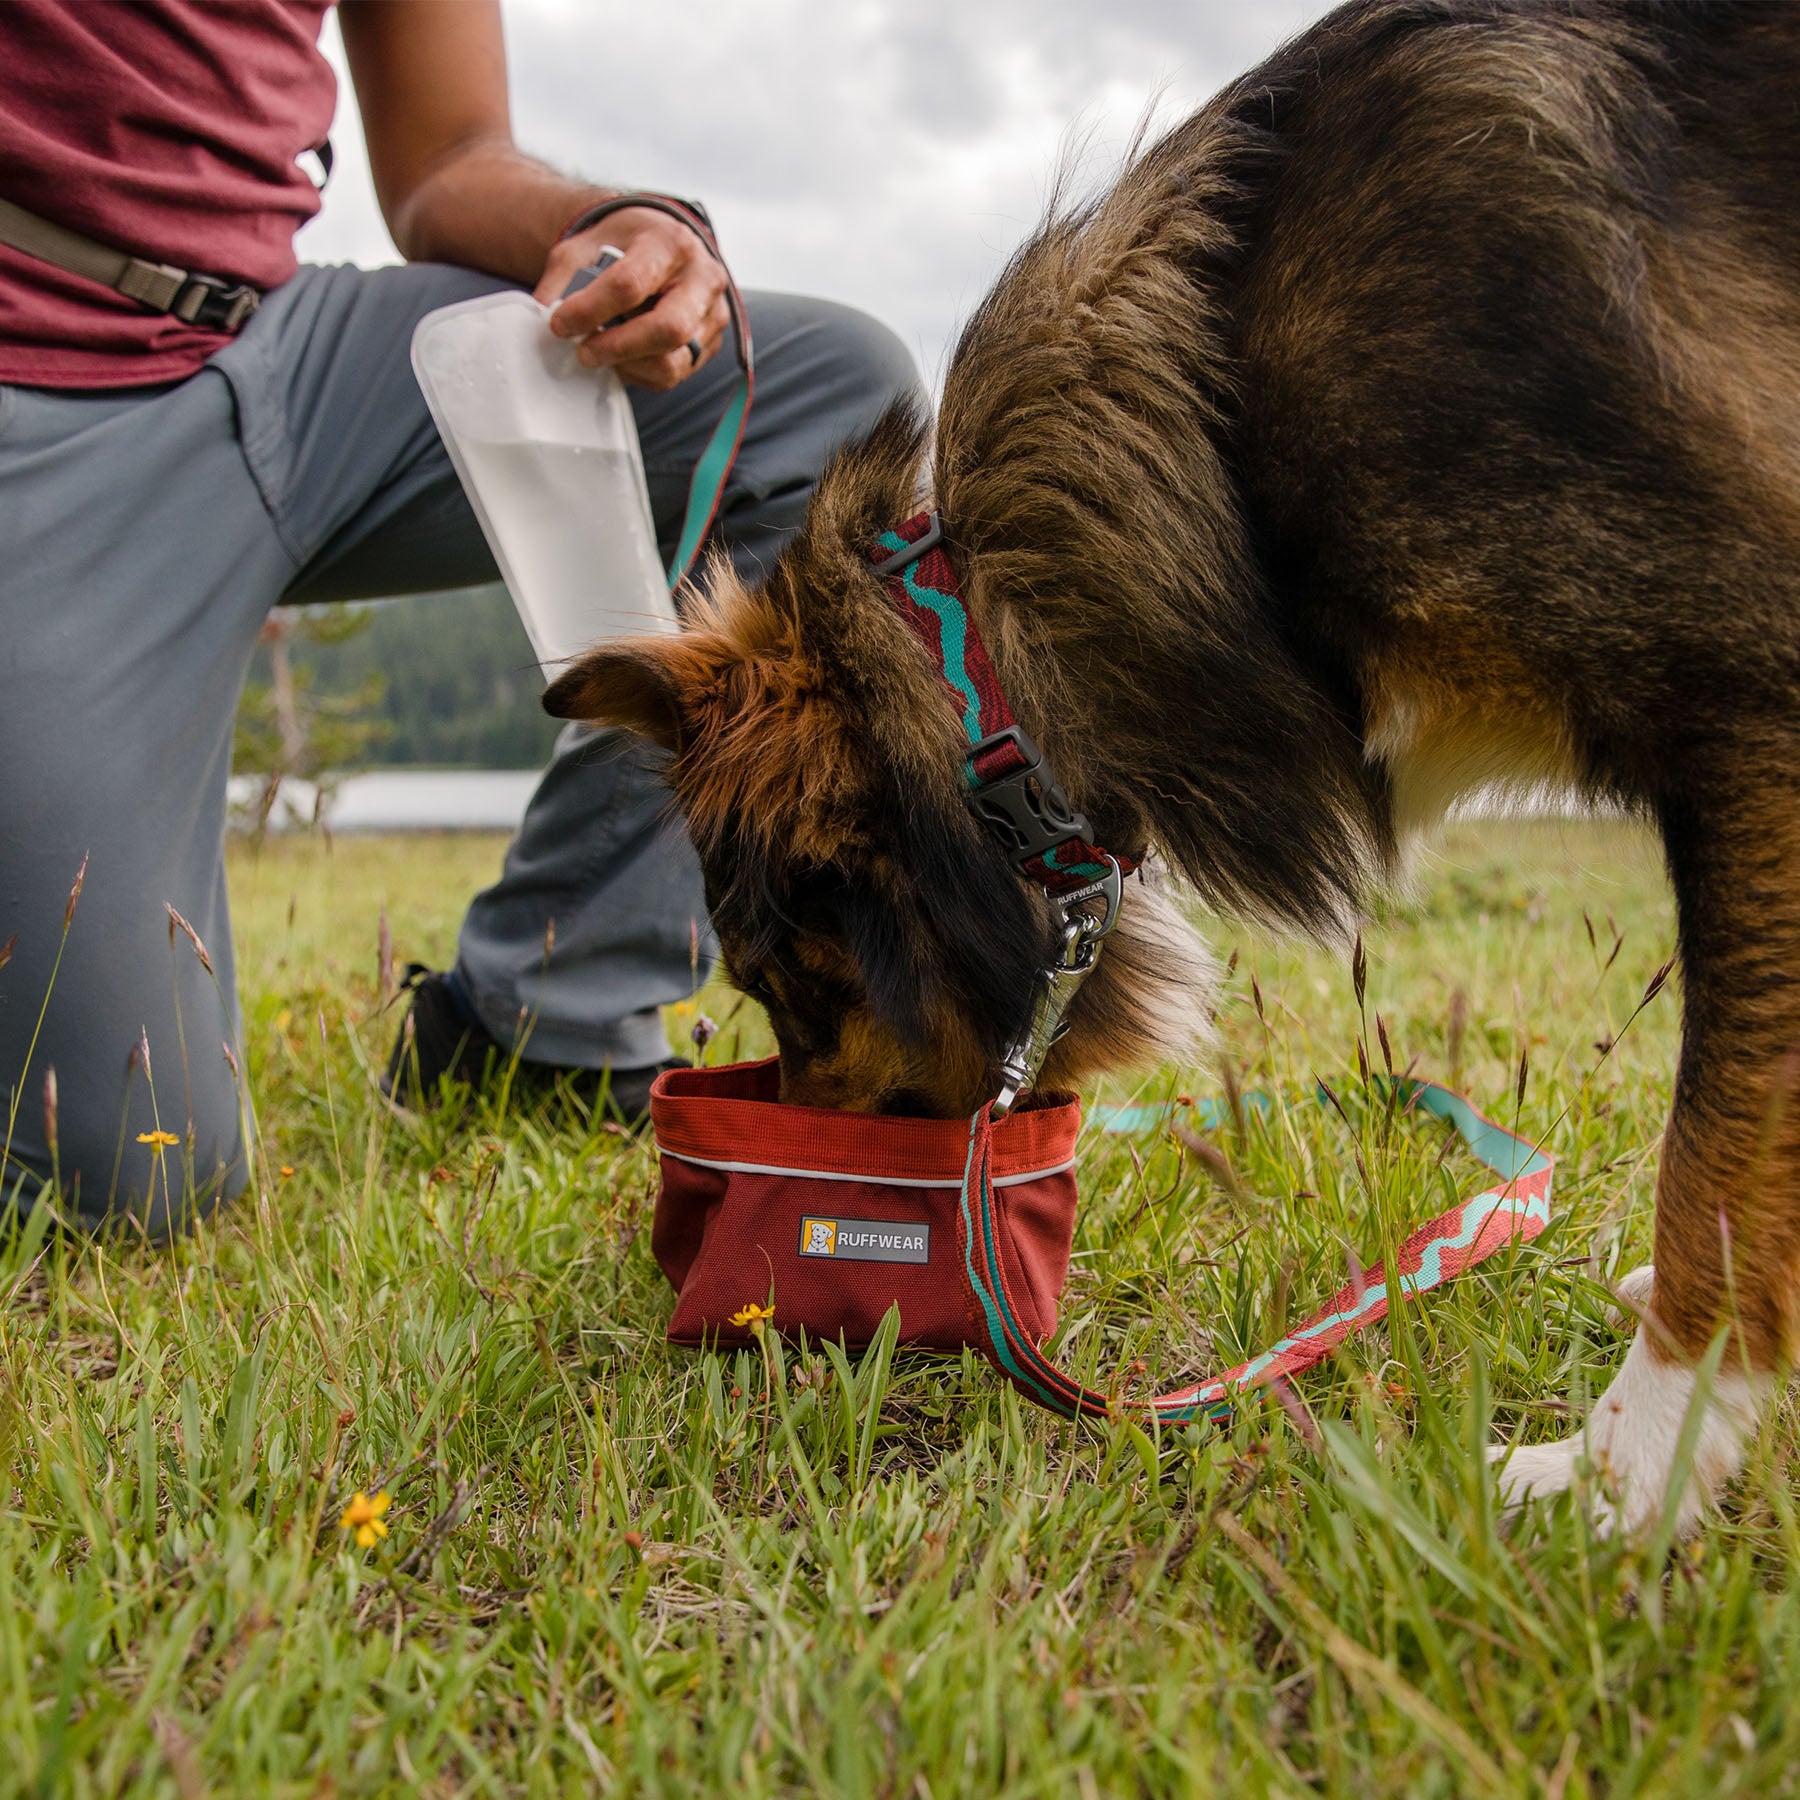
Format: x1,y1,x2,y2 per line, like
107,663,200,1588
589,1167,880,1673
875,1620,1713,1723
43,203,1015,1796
690,1012,717,1053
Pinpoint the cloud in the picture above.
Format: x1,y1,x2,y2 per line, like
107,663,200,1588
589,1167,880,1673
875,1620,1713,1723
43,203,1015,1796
297,0,1332,380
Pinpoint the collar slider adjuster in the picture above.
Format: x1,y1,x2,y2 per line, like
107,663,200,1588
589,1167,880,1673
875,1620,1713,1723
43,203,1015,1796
871,510,944,577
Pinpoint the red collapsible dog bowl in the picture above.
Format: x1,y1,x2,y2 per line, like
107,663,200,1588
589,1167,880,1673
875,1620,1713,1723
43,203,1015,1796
647,1058,1081,1351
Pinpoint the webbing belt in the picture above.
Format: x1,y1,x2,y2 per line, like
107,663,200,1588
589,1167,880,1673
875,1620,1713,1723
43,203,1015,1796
0,186,754,592
959,1079,1554,1422
0,195,262,332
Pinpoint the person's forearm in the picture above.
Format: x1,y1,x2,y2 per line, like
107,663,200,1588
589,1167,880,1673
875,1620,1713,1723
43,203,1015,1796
339,0,724,387
388,137,612,286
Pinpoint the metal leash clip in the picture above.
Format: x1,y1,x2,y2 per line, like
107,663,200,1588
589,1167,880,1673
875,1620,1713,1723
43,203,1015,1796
992,855,1124,1116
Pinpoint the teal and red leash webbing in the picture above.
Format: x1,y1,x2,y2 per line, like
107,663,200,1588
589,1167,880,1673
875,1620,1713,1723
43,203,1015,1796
958,1081,1554,1424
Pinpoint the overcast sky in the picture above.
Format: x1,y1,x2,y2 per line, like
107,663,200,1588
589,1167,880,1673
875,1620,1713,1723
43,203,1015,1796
297,0,1336,382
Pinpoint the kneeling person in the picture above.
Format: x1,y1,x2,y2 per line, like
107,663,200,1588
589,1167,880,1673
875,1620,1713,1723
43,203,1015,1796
0,0,920,1232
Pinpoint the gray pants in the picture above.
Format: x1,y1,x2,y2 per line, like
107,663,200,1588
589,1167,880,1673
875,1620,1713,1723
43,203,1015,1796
0,259,919,1231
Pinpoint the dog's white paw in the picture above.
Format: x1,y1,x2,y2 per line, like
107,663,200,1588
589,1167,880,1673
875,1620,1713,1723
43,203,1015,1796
1608,1262,1657,1331
1490,1329,1766,1538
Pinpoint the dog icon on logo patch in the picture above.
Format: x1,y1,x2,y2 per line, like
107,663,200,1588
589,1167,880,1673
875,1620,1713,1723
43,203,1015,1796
801,1218,838,1257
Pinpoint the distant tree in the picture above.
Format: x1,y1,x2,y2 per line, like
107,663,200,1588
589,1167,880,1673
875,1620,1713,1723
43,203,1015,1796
235,608,392,829
234,585,561,779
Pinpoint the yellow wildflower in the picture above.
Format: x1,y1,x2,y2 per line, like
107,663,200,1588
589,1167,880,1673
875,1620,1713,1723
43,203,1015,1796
669,1000,697,1018
728,1301,775,1333
339,1490,391,1549
136,1129,180,1152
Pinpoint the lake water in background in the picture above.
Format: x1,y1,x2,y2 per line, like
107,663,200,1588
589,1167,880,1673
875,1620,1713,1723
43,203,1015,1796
229,769,1597,836
228,769,540,833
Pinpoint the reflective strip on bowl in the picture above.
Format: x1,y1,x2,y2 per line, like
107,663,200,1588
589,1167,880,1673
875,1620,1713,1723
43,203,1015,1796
658,1149,1077,1191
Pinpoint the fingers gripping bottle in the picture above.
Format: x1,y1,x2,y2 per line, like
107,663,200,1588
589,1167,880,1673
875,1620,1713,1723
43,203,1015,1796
410,252,674,681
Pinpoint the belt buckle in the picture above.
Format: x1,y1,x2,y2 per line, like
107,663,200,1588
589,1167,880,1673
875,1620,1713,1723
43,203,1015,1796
173,273,261,333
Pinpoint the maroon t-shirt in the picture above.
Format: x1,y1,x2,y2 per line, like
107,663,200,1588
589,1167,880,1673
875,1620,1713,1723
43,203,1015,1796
0,0,339,388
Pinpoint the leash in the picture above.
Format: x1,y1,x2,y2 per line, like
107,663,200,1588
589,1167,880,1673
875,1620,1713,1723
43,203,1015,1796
561,192,755,591
865,516,1556,1417
869,510,1142,1111
957,1079,1553,1423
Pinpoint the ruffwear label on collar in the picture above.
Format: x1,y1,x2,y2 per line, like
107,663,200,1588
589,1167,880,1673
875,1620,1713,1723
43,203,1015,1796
797,1216,930,1264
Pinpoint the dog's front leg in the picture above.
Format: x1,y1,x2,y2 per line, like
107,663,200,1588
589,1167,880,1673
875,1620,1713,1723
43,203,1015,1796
1493,789,1800,1536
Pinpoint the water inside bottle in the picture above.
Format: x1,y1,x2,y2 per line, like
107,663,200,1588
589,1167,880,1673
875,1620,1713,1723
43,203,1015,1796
454,438,674,671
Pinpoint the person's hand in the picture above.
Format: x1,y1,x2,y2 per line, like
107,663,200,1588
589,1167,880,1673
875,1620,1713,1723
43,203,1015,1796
536,205,730,391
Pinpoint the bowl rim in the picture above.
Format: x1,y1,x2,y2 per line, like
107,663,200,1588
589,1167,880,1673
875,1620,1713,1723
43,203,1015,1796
649,1056,1081,1186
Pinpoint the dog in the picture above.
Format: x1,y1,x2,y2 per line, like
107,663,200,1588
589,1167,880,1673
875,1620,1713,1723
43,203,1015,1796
545,0,1800,1535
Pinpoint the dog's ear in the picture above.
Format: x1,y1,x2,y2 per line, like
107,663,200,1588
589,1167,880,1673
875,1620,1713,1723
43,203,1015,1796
542,636,710,753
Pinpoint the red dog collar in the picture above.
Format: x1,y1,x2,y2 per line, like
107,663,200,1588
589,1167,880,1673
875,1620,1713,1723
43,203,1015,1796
868,510,1140,898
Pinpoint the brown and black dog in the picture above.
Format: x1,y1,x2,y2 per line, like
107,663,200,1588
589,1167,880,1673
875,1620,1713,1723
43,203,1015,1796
546,0,1800,1533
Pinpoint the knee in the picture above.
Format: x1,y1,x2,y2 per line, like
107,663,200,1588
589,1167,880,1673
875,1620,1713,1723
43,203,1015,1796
802,300,926,423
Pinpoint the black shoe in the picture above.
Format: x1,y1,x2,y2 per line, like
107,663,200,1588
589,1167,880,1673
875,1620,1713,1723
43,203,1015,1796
382,966,677,1127
382,966,500,1102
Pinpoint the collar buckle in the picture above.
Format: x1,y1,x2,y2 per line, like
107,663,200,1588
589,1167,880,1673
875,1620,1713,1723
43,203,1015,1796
966,725,1094,871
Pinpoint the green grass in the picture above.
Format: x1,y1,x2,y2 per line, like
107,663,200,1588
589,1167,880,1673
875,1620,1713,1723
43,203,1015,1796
4,818,1798,1798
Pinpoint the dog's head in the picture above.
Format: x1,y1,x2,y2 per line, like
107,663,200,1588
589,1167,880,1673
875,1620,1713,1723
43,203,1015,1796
545,401,1215,1114
544,403,1052,1115
543,605,1066,1118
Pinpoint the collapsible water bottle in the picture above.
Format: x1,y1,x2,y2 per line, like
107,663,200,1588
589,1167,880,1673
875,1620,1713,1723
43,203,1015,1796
410,256,674,679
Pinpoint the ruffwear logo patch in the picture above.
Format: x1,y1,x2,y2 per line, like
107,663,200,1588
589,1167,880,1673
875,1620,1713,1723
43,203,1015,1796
797,1216,930,1264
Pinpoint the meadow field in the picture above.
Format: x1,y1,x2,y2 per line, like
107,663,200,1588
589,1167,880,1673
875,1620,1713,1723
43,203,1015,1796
4,818,1798,1798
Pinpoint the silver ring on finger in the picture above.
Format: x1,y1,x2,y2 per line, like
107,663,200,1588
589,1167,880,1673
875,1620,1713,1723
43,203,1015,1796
686,337,703,367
